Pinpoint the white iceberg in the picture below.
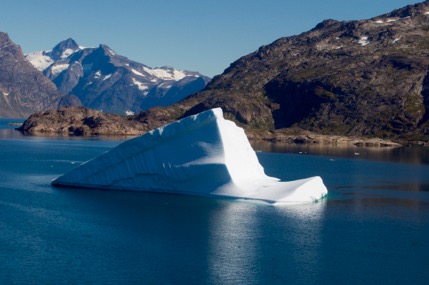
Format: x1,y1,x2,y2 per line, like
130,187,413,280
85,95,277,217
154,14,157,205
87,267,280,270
52,108,327,205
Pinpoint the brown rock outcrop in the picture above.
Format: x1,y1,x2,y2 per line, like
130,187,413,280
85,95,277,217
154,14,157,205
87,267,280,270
17,106,147,136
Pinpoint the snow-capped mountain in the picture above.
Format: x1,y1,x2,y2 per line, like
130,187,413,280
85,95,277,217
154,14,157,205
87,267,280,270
26,38,81,72
26,38,210,115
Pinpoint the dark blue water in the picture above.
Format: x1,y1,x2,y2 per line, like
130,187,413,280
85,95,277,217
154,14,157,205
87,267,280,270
1,119,429,284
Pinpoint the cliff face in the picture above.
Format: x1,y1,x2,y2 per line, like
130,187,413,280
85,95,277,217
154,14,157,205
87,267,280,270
0,32,63,118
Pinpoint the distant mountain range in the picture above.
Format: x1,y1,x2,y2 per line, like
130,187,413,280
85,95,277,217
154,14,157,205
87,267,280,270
0,34,210,118
17,1,429,144
26,38,210,115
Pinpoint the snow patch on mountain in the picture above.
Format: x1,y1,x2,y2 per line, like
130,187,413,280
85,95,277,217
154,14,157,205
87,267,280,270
26,42,83,72
102,74,112,81
131,68,144,77
358,36,370,46
132,78,148,91
386,18,399,22
159,82,173,89
143,66,186,81
106,47,116,56
61,48,76,59
26,51,54,71
51,63,70,75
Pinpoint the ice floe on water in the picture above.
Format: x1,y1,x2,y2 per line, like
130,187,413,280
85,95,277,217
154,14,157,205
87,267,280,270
52,108,328,205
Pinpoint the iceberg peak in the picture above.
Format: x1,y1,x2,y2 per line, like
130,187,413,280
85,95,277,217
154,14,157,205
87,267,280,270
52,108,327,205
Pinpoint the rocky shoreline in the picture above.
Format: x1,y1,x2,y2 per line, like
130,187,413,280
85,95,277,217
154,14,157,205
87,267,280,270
247,129,405,147
16,106,427,147
16,107,148,136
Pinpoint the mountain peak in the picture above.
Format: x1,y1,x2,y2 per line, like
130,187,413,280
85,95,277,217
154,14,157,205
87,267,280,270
93,44,117,57
24,38,210,115
384,0,429,18
55,38,79,49
0,31,24,59
51,38,79,60
0,32,63,117
312,19,341,30
0,31,11,43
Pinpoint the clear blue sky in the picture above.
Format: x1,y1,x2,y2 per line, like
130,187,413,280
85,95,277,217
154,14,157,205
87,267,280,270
0,0,424,77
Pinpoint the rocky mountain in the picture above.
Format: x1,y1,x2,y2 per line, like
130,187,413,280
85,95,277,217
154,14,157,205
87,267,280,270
134,0,429,142
19,1,429,143
0,32,63,118
26,39,210,115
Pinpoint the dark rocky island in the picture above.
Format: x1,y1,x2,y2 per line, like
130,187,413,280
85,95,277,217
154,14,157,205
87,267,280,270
17,106,146,136
18,1,429,145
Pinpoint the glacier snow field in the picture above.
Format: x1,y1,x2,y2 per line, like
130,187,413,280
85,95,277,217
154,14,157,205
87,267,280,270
1,120,429,284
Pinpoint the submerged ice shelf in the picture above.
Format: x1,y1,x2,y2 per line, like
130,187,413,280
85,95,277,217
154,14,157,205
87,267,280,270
52,108,327,204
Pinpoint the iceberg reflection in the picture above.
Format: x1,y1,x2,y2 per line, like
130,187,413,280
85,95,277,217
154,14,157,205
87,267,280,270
207,200,326,284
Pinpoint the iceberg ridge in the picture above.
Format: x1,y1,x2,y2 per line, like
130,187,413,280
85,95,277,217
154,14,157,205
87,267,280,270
52,108,328,204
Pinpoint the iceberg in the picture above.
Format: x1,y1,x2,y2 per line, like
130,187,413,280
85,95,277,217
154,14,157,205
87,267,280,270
52,108,327,204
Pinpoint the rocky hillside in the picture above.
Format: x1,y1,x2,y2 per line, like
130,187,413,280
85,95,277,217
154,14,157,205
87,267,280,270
140,0,429,142
0,32,63,118
19,1,429,143
26,39,210,115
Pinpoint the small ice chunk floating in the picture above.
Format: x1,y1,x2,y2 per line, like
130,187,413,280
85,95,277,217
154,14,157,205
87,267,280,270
52,108,327,204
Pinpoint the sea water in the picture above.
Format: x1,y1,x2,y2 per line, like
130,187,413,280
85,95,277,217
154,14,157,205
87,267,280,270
1,119,429,284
